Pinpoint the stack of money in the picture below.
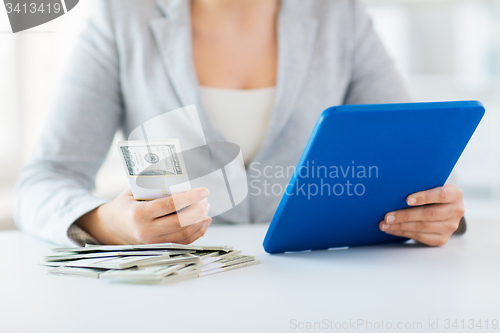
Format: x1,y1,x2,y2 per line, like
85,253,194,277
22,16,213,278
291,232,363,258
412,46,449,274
42,243,259,283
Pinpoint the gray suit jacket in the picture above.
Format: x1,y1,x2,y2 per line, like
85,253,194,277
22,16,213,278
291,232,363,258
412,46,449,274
14,0,412,246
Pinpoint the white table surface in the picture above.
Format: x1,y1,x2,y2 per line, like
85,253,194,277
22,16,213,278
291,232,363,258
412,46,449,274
1,220,499,333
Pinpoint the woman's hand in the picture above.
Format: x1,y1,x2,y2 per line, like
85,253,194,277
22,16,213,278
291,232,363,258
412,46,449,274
77,188,212,245
379,185,465,246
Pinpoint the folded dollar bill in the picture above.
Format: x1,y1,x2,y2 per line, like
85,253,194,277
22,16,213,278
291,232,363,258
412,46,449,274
117,140,191,200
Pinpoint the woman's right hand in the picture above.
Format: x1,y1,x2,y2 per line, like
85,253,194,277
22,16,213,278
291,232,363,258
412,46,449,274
76,188,211,245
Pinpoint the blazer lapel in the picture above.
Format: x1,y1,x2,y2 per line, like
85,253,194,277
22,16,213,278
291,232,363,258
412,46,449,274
150,0,225,143
150,0,199,108
259,2,319,154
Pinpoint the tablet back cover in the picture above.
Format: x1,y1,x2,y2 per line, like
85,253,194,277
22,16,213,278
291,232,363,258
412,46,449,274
263,101,484,253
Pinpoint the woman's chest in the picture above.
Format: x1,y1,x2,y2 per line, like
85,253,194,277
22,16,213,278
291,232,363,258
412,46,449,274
192,29,278,90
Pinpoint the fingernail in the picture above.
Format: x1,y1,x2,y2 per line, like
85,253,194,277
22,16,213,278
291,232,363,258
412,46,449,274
200,189,209,198
381,223,390,231
408,197,417,205
206,204,211,213
386,214,395,223
203,198,208,204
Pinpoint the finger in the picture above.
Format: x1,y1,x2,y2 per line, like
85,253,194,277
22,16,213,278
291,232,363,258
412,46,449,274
141,188,209,218
406,185,463,206
177,201,210,227
154,219,209,243
380,219,459,235
176,219,212,245
384,204,455,224
382,229,450,246
122,188,133,196
118,188,135,200
154,200,209,228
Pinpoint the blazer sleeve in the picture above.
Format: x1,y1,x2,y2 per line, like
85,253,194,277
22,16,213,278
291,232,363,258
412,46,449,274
14,0,122,246
343,0,411,105
446,173,467,235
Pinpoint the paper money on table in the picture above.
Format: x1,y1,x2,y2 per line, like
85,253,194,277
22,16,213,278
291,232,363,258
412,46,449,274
44,250,197,262
62,257,157,269
117,140,191,200
43,243,259,284
47,267,108,278
200,255,255,272
198,259,260,277
52,242,204,253
99,264,186,281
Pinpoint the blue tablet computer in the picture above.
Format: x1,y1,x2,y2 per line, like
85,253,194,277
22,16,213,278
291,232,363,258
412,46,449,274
263,101,484,254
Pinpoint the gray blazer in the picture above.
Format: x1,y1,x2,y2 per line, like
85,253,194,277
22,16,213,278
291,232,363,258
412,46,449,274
14,0,411,246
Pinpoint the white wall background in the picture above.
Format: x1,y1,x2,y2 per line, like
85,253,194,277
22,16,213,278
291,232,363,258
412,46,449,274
1,0,499,229
367,0,500,218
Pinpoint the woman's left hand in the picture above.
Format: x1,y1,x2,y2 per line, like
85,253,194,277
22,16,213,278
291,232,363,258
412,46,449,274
379,185,465,246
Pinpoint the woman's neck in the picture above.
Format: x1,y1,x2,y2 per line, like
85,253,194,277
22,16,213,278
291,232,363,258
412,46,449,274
191,0,279,31
191,0,279,90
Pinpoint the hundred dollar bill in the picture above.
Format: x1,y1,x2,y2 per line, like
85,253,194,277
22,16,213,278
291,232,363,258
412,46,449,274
136,255,201,269
118,139,186,177
61,256,166,270
198,259,260,277
43,250,197,262
196,245,233,252
200,255,255,272
117,140,191,200
47,267,108,278
52,242,201,253
99,264,185,281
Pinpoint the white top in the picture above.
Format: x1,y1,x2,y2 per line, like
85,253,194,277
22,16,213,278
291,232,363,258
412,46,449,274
199,86,276,164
